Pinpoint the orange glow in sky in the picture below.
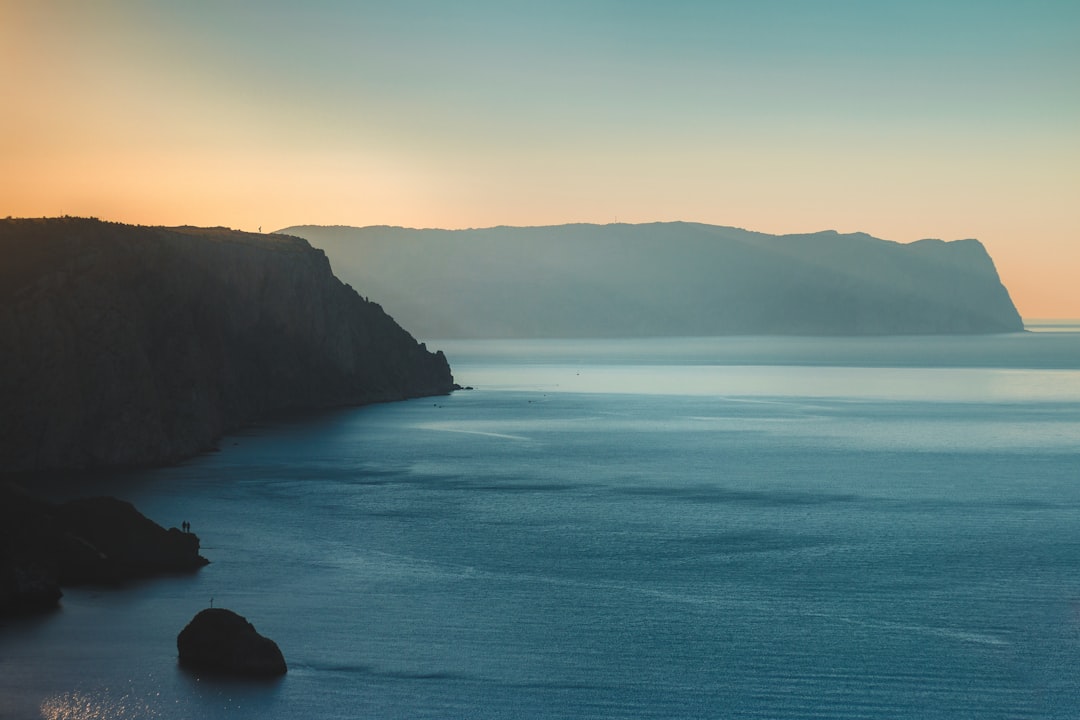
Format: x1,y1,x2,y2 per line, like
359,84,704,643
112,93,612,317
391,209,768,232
2,1,1078,318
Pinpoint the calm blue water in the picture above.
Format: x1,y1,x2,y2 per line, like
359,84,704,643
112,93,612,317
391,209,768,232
4,334,1080,719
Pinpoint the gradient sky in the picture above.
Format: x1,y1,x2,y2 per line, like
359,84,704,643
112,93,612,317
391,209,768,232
3,1,1078,317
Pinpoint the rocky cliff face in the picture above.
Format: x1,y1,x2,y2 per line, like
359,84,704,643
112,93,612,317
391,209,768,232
0,218,457,472
280,222,1025,338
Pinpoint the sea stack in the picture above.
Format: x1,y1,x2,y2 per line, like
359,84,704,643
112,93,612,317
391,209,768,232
177,608,287,677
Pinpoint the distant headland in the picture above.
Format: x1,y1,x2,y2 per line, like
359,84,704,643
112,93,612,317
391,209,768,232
279,222,1024,339
0,217,458,474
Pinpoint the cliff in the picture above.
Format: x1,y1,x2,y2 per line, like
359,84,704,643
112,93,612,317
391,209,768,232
278,222,1024,338
0,218,457,472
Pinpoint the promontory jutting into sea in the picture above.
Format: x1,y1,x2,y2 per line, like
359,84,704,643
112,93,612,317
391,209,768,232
2,217,1079,719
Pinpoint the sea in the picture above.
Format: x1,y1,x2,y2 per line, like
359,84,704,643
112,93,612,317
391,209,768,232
3,330,1080,719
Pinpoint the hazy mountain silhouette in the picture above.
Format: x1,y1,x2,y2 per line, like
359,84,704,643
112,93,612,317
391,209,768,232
277,222,1023,338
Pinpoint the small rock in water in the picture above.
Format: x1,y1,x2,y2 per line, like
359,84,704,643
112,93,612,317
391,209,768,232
177,608,286,677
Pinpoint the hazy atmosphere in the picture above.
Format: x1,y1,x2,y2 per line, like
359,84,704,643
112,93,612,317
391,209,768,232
3,1,1078,317
5,5,1080,718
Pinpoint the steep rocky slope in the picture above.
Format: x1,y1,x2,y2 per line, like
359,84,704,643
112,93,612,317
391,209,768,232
0,218,456,472
280,222,1024,338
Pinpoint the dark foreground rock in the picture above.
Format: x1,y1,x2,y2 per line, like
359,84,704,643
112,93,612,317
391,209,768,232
178,608,287,677
0,482,208,615
0,217,458,474
0,484,61,614
0,553,62,615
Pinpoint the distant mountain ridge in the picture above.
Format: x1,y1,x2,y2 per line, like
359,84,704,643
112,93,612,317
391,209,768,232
0,218,457,473
277,222,1024,338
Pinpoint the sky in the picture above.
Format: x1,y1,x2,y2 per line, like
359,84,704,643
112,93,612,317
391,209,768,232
3,1,1078,318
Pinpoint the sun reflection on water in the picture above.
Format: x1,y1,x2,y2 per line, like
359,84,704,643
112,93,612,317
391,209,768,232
39,691,160,720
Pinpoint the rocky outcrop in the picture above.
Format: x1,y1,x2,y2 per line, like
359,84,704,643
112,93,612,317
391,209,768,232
177,608,287,677
0,217,457,473
53,496,208,584
0,482,208,615
280,222,1025,338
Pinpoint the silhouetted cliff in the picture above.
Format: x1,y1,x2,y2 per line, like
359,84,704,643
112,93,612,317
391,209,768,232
279,222,1024,338
0,218,456,472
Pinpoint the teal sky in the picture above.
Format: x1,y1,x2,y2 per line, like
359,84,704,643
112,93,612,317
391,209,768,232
4,0,1079,315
